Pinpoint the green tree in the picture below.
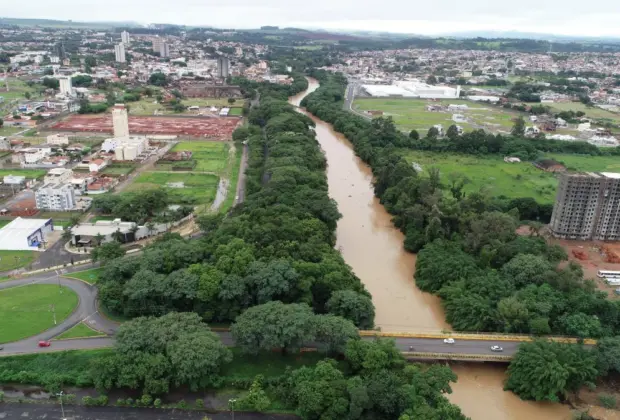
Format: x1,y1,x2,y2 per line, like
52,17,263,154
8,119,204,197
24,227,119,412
505,340,597,402
231,301,315,354
149,72,168,86
312,314,358,354
446,124,460,140
91,242,126,264
326,290,375,329
501,254,554,288
409,129,419,140
561,312,602,338
426,126,439,139
511,116,526,137
238,375,270,412
595,336,620,376
227,98,236,105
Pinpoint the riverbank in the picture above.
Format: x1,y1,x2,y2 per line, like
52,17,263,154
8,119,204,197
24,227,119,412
292,77,573,420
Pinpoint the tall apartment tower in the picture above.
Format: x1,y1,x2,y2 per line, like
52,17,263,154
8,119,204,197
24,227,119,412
114,43,126,63
35,183,76,211
217,56,230,78
159,42,170,58
112,104,130,138
550,172,620,241
58,76,72,96
121,31,130,45
152,37,163,53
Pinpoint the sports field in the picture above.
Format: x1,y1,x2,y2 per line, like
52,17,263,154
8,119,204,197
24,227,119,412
168,141,230,172
127,172,219,205
0,284,78,343
353,98,522,133
402,151,559,203
129,97,245,116
0,169,47,180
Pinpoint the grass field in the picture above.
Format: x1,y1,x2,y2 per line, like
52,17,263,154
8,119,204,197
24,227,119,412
547,154,620,172
0,126,23,136
545,102,620,124
0,250,38,271
168,141,230,172
0,284,78,343
353,98,521,133
402,151,559,203
55,322,105,340
129,97,245,115
128,171,219,205
0,169,47,180
63,267,103,285
100,164,136,176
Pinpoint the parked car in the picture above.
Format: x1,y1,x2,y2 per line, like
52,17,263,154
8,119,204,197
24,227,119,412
490,345,503,352
443,338,455,344
38,341,51,347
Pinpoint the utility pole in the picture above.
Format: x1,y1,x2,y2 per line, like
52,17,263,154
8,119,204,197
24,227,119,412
56,269,62,293
56,391,67,420
229,398,237,420
50,304,57,325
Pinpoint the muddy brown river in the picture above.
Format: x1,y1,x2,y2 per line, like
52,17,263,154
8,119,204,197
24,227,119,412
290,79,571,420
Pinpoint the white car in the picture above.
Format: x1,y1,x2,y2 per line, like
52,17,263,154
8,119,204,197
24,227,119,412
490,345,503,352
443,338,455,344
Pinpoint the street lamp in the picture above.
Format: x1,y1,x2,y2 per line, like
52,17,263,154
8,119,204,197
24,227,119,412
228,398,237,420
56,391,67,420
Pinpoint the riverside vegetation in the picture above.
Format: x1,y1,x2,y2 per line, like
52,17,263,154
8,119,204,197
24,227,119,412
0,75,468,420
301,70,620,403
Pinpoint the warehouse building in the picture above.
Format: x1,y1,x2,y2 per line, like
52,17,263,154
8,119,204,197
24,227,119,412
0,217,53,251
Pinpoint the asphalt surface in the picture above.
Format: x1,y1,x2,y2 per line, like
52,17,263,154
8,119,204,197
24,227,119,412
0,403,297,420
0,263,517,359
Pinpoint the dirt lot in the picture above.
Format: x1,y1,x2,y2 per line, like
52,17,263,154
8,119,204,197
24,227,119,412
548,236,620,299
50,114,242,139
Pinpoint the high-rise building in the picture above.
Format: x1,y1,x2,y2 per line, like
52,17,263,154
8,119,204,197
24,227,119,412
152,37,163,53
159,42,170,58
54,42,65,60
35,183,76,211
58,76,72,96
121,31,130,45
550,172,620,241
217,56,230,78
114,43,126,63
112,104,130,138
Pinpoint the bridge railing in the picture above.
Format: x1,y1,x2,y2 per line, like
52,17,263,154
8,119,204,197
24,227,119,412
359,330,597,345
403,352,513,362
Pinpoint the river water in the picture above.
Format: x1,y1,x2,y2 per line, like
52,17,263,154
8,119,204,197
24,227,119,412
289,79,571,420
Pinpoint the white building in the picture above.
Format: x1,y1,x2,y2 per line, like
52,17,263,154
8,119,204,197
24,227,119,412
4,175,26,185
44,168,73,185
112,104,129,138
114,43,126,63
58,76,73,96
101,136,148,161
121,30,131,45
362,80,460,99
47,134,69,145
35,183,76,211
159,42,170,58
0,217,53,251
0,136,10,150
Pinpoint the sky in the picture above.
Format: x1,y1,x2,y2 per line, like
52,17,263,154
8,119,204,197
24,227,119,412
4,0,620,38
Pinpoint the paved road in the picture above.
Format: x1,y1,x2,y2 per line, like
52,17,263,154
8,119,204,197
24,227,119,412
0,403,297,420
234,142,249,205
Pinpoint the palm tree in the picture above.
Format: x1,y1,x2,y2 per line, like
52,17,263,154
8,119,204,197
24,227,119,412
94,233,105,246
111,228,124,243
62,228,72,243
146,221,156,237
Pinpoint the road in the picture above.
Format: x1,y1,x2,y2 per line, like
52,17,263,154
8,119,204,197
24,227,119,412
234,142,249,205
343,80,371,120
0,265,518,360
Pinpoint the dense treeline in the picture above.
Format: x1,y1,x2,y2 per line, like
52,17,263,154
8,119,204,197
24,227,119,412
98,75,374,328
302,71,620,402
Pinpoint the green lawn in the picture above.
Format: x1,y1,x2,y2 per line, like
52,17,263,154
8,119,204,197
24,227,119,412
0,126,23,136
0,219,12,228
0,284,79,343
169,141,230,173
228,107,243,116
353,98,522,133
101,164,136,176
128,171,219,205
129,97,245,115
221,348,332,379
55,322,105,340
63,267,103,285
546,102,620,124
0,250,38,272
402,150,559,203
0,169,46,180
547,154,620,172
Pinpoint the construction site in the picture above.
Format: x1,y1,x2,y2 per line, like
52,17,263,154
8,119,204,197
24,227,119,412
49,114,242,140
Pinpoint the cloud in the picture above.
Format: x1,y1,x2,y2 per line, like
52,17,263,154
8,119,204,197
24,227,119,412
5,0,620,37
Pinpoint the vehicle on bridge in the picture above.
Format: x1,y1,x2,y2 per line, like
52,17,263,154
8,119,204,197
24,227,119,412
490,345,503,352
443,338,455,344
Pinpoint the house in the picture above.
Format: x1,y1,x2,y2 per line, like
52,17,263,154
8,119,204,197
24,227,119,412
555,117,567,127
533,159,566,173
44,168,73,185
89,158,108,173
504,157,522,163
0,137,10,151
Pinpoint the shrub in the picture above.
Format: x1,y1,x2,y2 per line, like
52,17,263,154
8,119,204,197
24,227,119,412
598,393,617,409
141,394,153,407
61,394,76,404
153,398,162,408
195,398,204,409
126,398,133,406
0,391,4,402
177,400,188,409
116,398,125,406
82,396,94,406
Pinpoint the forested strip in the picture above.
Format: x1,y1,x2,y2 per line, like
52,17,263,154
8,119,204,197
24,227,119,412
302,71,620,402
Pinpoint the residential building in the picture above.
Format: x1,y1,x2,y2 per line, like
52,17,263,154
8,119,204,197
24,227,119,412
550,172,620,240
58,76,72,96
121,30,131,45
0,136,10,150
114,43,126,63
3,175,26,186
101,136,148,161
152,37,163,53
159,42,170,58
47,134,69,145
112,104,129,138
35,183,76,211
218,56,230,78
44,168,73,185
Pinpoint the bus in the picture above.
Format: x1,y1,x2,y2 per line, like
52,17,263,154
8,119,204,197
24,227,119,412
597,270,620,278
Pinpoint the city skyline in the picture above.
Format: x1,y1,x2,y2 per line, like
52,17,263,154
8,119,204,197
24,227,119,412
4,0,620,38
